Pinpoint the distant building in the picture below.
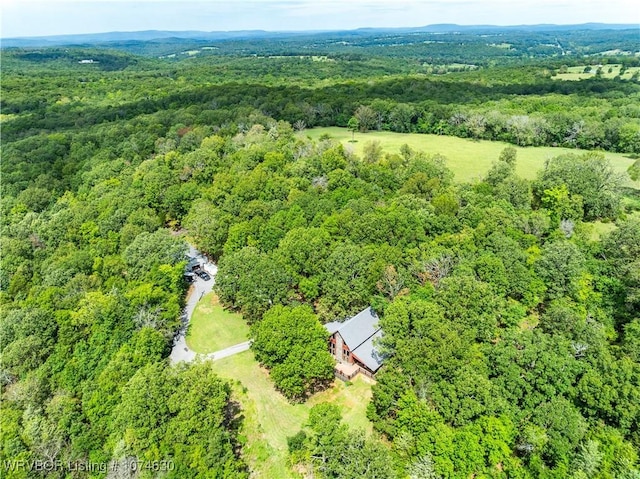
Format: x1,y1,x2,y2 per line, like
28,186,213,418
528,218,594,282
325,307,384,380
78,59,96,64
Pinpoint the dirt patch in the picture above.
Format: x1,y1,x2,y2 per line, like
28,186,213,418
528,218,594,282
184,284,196,301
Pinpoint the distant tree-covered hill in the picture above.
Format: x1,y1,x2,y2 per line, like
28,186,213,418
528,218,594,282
1,34,639,478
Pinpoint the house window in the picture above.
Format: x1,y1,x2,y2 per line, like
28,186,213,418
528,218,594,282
328,338,336,355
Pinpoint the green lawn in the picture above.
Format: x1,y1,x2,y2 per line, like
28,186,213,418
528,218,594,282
584,220,617,241
302,127,635,184
186,293,374,477
210,352,374,478
553,64,640,81
185,293,250,353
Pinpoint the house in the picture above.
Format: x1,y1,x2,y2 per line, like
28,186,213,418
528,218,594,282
185,256,201,273
325,307,384,380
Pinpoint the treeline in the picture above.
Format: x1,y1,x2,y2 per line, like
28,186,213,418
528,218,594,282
2,98,639,476
2,47,639,156
191,126,638,476
2,63,640,161
9,48,140,71
201,131,638,478
0,120,249,476
92,27,640,65
2,41,640,478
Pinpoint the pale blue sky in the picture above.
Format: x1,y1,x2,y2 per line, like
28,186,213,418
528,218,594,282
1,0,638,38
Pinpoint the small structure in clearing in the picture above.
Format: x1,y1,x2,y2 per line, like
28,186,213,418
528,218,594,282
185,255,201,273
325,307,384,380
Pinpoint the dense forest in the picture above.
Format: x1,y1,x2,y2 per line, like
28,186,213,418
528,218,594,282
1,26,639,478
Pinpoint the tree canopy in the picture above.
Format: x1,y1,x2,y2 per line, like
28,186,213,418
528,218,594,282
2,32,639,478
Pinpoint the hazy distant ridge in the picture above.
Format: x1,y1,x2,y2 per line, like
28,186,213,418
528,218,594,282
2,23,636,47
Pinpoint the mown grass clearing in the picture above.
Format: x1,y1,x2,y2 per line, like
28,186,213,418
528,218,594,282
302,127,636,184
553,64,640,81
584,209,640,241
209,351,373,478
187,293,375,477
185,293,250,353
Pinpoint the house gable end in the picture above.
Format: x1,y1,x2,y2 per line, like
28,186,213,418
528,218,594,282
325,307,384,375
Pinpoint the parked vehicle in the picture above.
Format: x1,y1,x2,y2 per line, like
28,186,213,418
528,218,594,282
196,270,211,281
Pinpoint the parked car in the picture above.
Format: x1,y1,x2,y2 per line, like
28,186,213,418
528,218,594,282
184,273,195,283
196,270,211,281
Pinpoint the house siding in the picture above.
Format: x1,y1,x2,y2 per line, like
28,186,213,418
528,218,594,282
331,332,352,363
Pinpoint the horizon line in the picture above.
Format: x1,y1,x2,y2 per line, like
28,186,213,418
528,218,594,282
3,21,638,41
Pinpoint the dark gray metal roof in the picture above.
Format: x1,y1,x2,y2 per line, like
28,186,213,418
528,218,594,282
186,257,200,269
337,307,379,350
352,330,384,372
325,320,342,335
325,307,384,372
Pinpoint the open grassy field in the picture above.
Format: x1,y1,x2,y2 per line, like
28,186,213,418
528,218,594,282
553,64,640,81
210,351,374,478
302,127,636,184
185,293,250,353
584,209,640,241
187,294,374,477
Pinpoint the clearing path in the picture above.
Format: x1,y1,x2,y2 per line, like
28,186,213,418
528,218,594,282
209,351,374,478
170,245,247,364
208,341,252,360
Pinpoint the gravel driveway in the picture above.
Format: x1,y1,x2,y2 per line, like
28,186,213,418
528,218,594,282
169,246,218,363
